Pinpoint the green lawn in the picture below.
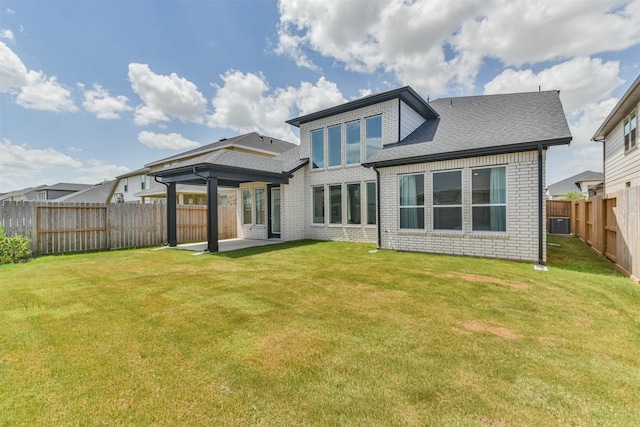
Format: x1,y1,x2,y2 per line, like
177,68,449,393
1,237,639,425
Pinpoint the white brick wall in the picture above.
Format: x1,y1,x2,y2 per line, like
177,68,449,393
378,151,547,262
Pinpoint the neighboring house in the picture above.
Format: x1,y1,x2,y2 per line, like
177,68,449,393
0,183,91,202
55,180,116,203
546,171,603,200
592,74,640,194
150,86,572,263
108,168,153,203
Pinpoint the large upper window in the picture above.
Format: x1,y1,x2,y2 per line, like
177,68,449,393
242,189,252,225
329,185,342,224
347,183,361,225
255,188,265,225
328,125,342,167
433,171,462,231
365,115,382,160
472,167,506,232
624,110,637,152
312,186,324,224
311,129,324,169
366,182,376,225
346,121,361,164
399,174,424,229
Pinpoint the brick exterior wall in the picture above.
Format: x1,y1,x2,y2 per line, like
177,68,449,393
378,151,546,262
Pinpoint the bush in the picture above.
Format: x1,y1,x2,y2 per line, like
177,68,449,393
0,225,32,264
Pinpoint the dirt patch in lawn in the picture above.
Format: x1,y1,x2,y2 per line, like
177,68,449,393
444,273,530,290
464,322,524,340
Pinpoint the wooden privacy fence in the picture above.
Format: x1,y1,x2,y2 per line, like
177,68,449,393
1,201,237,255
572,187,640,281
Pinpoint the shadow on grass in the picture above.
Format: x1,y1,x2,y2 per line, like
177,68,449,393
212,239,321,258
546,234,623,277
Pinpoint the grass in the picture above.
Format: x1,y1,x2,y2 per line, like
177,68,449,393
1,237,639,425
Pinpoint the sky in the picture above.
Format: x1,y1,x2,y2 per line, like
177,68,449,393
1,0,639,194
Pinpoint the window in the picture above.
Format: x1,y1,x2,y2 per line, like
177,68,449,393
255,188,265,225
124,178,128,192
433,171,462,230
311,129,324,169
329,185,342,224
472,167,506,232
365,115,382,160
328,125,342,167
399,174,424,229
141,175,146,190
219,195,228,206
347,183,361,225
624,110,637,152
366,182,376,225
346,120,361,164
312,186,325,224
242,189,252,225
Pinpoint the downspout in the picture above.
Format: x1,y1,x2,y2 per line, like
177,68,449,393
537,145,544,265
374,166,381,249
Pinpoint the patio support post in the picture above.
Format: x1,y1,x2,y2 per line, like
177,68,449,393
206,177,219,253
167,182,178,247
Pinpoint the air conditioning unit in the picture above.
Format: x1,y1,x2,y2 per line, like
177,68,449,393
549,217,570,234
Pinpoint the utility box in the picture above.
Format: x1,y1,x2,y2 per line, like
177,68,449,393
549,217,570,234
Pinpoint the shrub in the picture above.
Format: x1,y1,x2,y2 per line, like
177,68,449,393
0,225,32,264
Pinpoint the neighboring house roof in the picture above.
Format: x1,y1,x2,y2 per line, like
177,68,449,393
592,74,640,141
42,183,93,192
0,183,91,201
547,171,603,197
364,90,572,167
55,181,116,203
115,167,150,180
286,86,438,127
0,185,46,201
146,132,296,168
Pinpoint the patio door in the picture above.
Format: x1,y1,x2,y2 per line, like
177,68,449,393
268,185,281,238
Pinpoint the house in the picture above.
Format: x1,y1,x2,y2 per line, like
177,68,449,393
592,74,640,194
150,86,572,263
546,171,603,200
0,183,92,202
55,180,116,203
108,168,152,203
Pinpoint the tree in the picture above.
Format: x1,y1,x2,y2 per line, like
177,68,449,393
564,191,583,201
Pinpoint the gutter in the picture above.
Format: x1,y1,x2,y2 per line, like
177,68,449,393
374,166,381,249
537,145,545,266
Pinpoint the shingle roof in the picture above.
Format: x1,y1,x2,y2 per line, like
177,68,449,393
364,90,572,166
55,181,116,203
547,171,603,197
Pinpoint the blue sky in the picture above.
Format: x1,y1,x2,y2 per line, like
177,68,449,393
1,0,639,193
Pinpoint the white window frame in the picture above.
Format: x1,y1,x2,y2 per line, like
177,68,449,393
365,115,383,160
346,120,361,165
346,182,361,225
312,186,325,225
366,181,377,225
242,189,253,225
471,166,508,233
432,170,463,232
329,184,342,225
328,125,342,168
624,109,637,153
311,128,325,169
399,173,425,230
255,188,266,225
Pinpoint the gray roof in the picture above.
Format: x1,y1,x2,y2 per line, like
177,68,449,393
364,90,572,167
547,171,603,196
146,132,297,168
55,181,116,203
43,183,93,192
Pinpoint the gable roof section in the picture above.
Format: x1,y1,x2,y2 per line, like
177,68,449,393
55,181,116,203
592,74,640,141
146,132,296,168
363,90,572,167
286,86,438,127
547,171,603,197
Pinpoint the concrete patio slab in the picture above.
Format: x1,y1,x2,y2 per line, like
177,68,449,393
171,238,283,253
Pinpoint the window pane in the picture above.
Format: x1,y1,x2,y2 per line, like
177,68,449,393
330,185,342,224
255,188,265,225
365,115,382,159
433,207,462,230
347,183,361,224
400,207,424,229
312,187,324,224
311,129,324,169
366,182,376,225
242,189,252,225
328,126,342,167
346,121,361,164
399,175,424,206
433,171,461,205
472,167,505,204
473,206,506,231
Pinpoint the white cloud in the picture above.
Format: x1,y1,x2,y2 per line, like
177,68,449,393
81,83,132,119
138,131,201,150
75,159,130,184
483,57,624,113
276,0,640,95
207,70,346,141
1,29,14,42
128,63,207,125
0,41,77,112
